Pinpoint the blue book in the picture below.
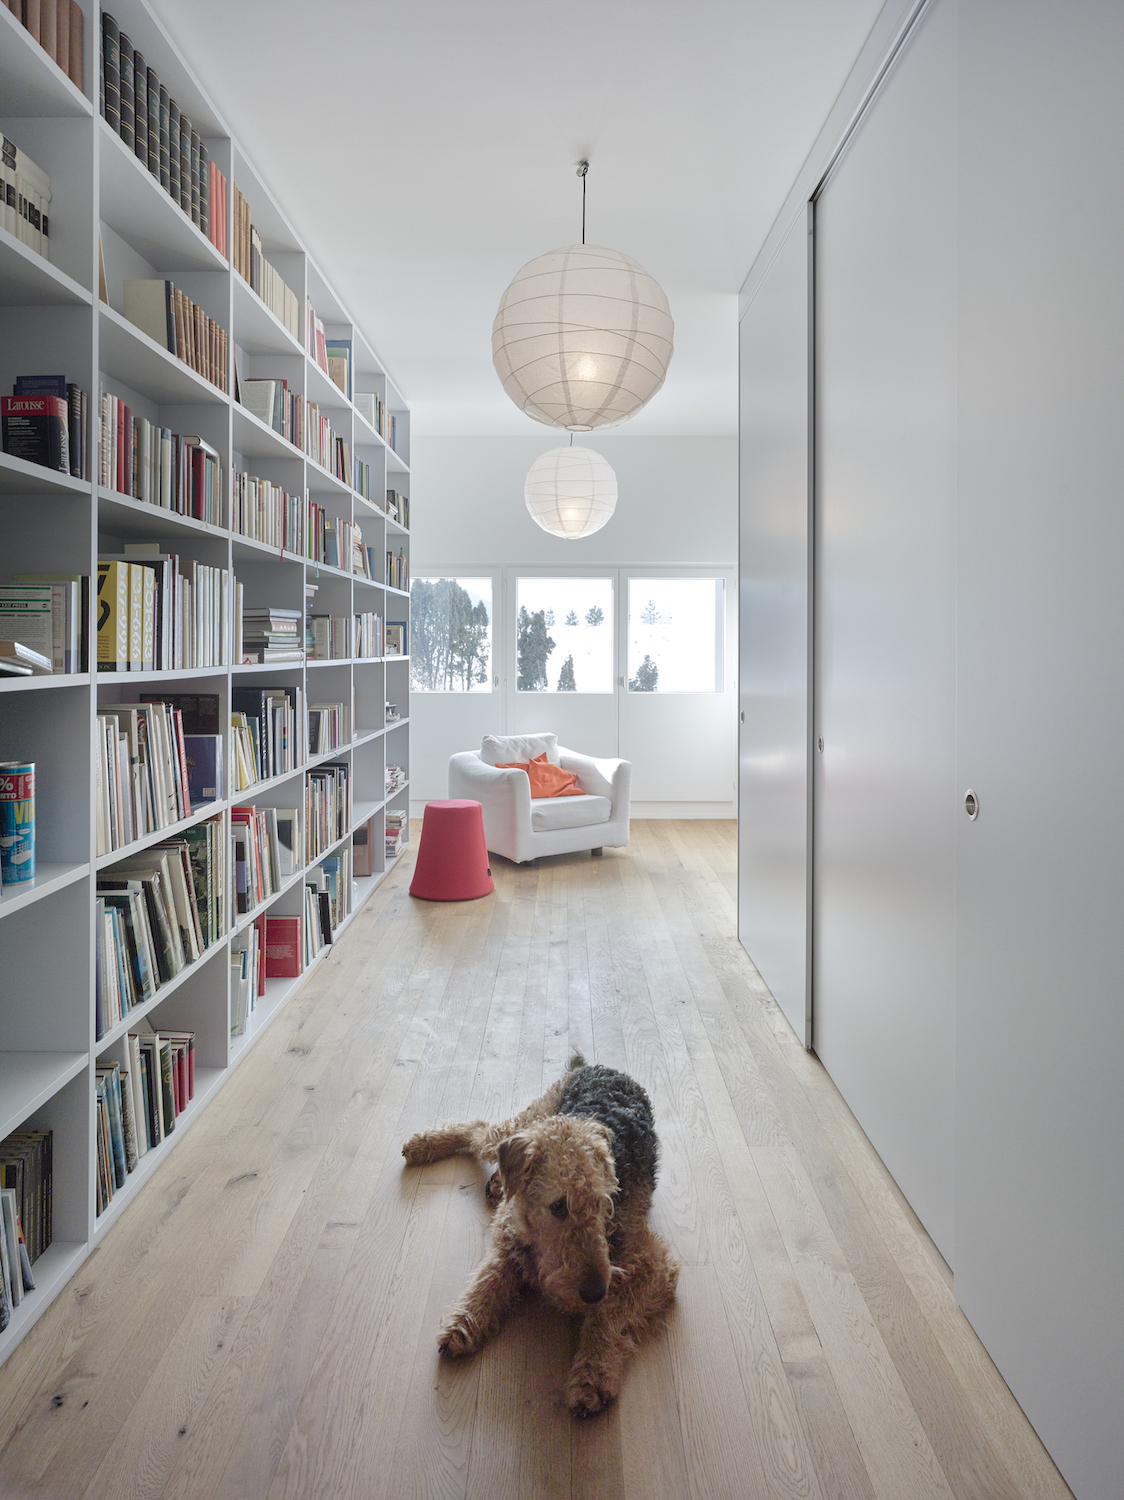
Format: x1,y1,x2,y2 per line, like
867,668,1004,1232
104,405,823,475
183,735,222,807
13,376,68,398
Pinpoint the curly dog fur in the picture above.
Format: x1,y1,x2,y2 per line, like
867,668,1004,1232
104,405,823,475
402,1054,679,1417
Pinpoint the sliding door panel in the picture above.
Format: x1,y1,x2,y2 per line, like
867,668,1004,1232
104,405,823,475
813,0,957,1258
737,211,812,1041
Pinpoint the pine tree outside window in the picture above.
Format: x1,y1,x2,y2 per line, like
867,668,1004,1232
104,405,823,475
408,578,492,691
515,578,613,692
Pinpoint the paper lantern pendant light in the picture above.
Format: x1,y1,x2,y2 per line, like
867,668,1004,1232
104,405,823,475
492,163,674,431
525,445,617,538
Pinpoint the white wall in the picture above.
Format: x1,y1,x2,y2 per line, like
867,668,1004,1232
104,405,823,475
411,435,737,569
408,435,738,813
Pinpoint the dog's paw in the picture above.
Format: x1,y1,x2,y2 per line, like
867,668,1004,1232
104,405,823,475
485,1169,504,1206
402,1132,438,1167
438,1312,482,1358
566,1367,618,1418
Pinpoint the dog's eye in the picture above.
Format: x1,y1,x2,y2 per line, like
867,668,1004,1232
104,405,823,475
550,1197,568,1220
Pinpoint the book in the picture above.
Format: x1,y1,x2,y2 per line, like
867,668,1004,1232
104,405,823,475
122,280,228,393
10,574,89,672
0,641,51,674
264,915,301,979
0,763,34,886
1,395,69,472
274,809,298,877
1,134,51,259
0,1129,53,1268
352,814,375,877
325,340,352,401
183,735,222,806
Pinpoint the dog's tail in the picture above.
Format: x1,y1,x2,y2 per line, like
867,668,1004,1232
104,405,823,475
568,1051,588,1072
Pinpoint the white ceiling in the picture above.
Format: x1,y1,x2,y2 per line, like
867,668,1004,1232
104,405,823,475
150,0,884,436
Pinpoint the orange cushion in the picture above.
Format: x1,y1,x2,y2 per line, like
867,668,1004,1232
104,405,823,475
495,751,584,797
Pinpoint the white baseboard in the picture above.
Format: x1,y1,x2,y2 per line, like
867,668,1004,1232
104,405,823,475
410,800,735,821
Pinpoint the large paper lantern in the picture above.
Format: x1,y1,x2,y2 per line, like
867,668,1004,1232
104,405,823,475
493,244,673,431
524,446,617,538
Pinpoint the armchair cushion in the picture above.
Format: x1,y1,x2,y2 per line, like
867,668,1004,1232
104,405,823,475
480,731,560,767
531,793,612,832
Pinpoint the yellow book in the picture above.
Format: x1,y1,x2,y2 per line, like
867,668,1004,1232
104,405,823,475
128,564,144,671
140,566,156,672
96,561,129,670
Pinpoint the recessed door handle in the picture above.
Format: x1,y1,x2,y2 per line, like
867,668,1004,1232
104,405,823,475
964,789,979,820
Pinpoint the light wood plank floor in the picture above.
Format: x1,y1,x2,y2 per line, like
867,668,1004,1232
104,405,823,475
0,823,1072,1500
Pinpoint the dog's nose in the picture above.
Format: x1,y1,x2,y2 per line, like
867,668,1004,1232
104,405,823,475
579,1280,607,1304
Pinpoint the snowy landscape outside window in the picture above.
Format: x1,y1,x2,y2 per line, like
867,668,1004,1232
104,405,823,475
516,578,613,693
409,578,492,691
627,579,724,692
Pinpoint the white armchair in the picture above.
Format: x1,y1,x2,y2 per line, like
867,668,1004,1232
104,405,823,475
448,732,631,865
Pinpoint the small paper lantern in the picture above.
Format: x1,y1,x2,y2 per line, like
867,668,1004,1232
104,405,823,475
493,244,673,431
525,446,617,538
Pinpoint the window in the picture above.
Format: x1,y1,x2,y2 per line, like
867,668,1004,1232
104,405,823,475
516,577,614,693
408,577,492,692
627,578,724,692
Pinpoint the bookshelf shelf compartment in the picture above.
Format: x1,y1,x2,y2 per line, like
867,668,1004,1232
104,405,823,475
0,862,89,919
0,673,91,695
97,121,228,275
232,273,304,358
90,1065,227,1242
0,6,92,118
96,937,229,1051
0,226,93,308
231,404,302,462
0,1051,87,1141
98,489,229,543
96,800,226,871
0,450,91,498
99,304,228,408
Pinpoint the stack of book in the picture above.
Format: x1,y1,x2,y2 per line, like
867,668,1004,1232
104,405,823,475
100,394,223,523
231,187,299,340
304,400,350,486
95,1023,196,1216
230,916,264,1036
0,642,51,677
385,622,407,656
240,605,303,665
123,280,229,393
7,3,83,89
231,804,281,917
386,490,410,528
100,17,226,256
0,576,88,673
95,693,213,858
355,391,386,440
2,375,88,478
306,763,349,861
239,377,302,447
304,849,351,962
97,550,231,672
355,610,384,659
95,832,217,1034
307,701,350,755
0,1127,51,1329
1,133,50,258
231,685,304,785
385,808,408,860
386,763,406,793
231,470,303,553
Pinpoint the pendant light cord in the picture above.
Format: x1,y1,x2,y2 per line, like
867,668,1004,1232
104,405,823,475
577,160,589,245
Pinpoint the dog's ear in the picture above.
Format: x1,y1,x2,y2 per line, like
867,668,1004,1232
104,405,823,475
497,1133,536,1194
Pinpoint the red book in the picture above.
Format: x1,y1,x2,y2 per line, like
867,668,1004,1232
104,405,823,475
265,915,301,979
171,708,192,818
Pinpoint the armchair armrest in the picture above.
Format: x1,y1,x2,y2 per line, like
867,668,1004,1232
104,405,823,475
558,748,631,817
448,752,533,858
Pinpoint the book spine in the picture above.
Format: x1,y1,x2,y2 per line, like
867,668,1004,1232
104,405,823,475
68,1,83,93
167,98,180,204
189,128,200,227
131,48,148,164
158,84,170,192
178,114,190,215
0,764,35,886
117,32,134,150
101,13,120,128
198,139,209,242
146,67,159,177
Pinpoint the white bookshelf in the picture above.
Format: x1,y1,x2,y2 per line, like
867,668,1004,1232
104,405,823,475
0,0,411,1363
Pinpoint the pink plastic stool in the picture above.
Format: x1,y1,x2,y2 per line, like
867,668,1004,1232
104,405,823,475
409,799,494,901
